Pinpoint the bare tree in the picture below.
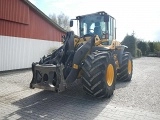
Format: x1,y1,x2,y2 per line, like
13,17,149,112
49,13,57,23
49,12,70,31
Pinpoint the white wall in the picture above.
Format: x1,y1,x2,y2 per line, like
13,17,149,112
0,35,62,71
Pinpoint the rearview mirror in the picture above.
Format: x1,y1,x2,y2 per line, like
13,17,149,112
70,20,73,27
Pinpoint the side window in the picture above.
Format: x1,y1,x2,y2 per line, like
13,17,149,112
112,18,114,37
108,18,111,35
101,22,106,32
80,23,87,36
90,23,95,33
111,18,114,37
110,17,113,36
83,23,87,35
108,17,114,44
109,17,115,36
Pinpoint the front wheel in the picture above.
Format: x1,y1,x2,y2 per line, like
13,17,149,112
81,51,117,98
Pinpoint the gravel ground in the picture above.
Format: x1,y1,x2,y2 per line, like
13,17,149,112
0,57,160,119
61,57,160,113
111,57,160,113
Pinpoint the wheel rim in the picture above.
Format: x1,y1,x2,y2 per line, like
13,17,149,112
128,60,132,74
106,64,114,86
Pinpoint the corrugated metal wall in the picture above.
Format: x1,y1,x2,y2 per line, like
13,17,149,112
0,0,66,71
0,35,62,71
0,0,65,41
0,0,29,24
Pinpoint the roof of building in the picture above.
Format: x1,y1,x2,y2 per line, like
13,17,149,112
23,0,67,33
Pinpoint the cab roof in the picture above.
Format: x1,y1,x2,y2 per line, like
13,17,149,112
76,11,114,19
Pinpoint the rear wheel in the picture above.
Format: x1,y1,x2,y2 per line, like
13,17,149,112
117,52,133,82
81,51,116,98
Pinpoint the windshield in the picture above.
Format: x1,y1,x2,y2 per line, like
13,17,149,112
79,15,107,38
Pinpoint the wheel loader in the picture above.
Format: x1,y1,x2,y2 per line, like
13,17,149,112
30,11,133,98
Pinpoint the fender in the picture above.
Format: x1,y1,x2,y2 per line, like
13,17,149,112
114,45,128,66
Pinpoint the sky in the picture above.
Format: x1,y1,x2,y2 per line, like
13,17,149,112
29,0,160,41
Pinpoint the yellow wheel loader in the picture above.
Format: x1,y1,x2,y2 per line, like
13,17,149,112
30,11,133,98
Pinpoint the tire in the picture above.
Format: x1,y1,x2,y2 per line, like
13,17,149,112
81,51,117,98
117,52,133,82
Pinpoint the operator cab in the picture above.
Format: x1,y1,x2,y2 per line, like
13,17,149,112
70,11,116,45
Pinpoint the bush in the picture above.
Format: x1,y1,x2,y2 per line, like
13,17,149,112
137,41,150,56
153,42,160,52
136,48,142,58
147,52,157,57
157,52,160,57
121,35,137,57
